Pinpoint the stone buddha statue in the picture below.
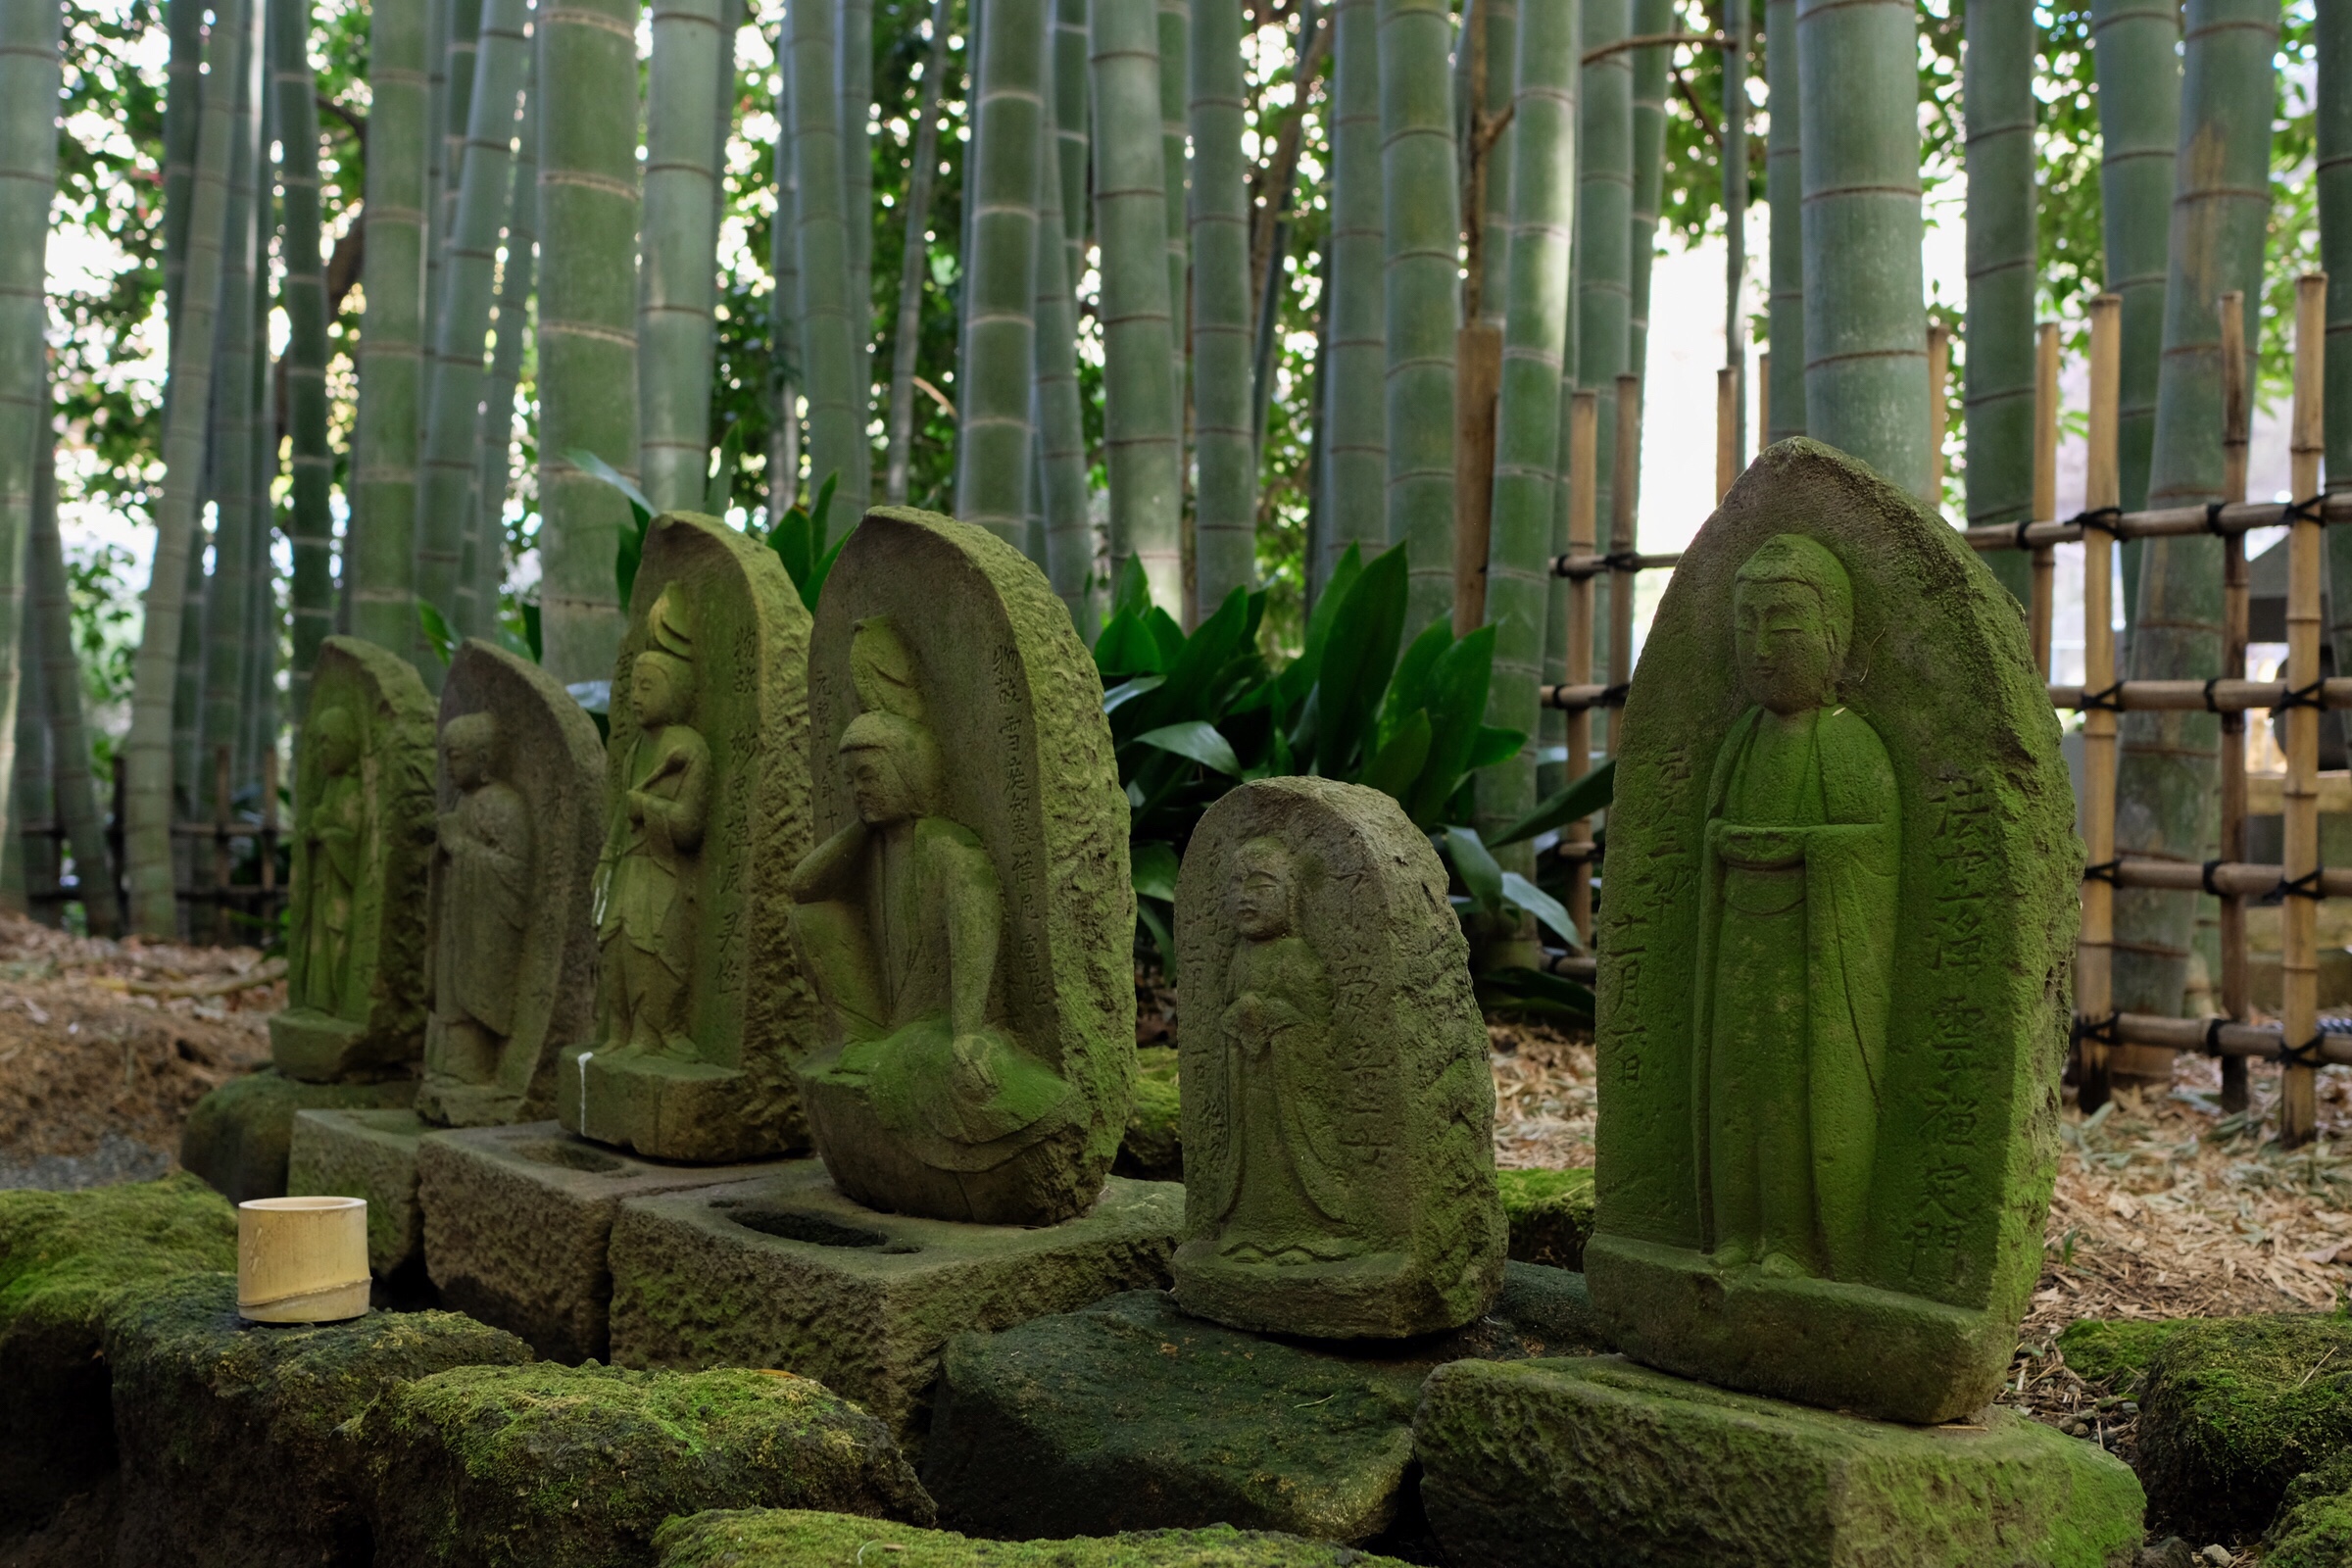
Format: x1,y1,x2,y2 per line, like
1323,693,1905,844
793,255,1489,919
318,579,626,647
292,706,364,1014
425,711,531,1088
595,585,711,1058
1694,533,1899,1284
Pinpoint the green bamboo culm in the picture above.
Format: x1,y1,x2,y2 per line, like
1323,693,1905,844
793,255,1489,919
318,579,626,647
2110,0,2276,1023
1157,0,1191,407
124,0,248,933
1962,0,2034,601
1481,0,1576,888
793,0,872,523
1474,0,1517,329
1625,0,1669,398
639,0,729,512
348,0,433,656
162,0,205,324
2322,0,2352,680
955,0,1046,548
6,582,45,912
768,21,800,515
199,14,263,808
1090,0,1185,608
1722,0,1746,461
29,441,119,933
416,0,530,660
534,0,641,681
1575,0,1630,659
1763,0,1802,440
1054,0,1090,280
1318,0,1385,584
427,0,486,382
270,0,333,713
1795,0,1926,493
841,0,875,438
1377,0,1462,635
1189,0,1254,607
1034,44,1093,629
464,49,537,634
882,0,953,506
2092,0,2179,536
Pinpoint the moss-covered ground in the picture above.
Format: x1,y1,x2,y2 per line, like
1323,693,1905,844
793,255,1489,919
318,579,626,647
1494,1167,1594,1270
2053,1317,2192,1390
1116,1046,1182,1182
654,1509,1413,1566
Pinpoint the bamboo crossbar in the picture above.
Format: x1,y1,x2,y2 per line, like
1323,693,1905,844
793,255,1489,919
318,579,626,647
2047,679,2352,712
2102,858,2352,899
2109,1012,2352,1069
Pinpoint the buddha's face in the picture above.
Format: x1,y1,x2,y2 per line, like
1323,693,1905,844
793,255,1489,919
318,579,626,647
844,740,917,826
1228,848,1295,941
632,654,687,727
444,722,492,791
1735,578,1840,715
315,716,359,776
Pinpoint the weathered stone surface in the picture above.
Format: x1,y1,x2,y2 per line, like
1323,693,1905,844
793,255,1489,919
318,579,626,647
271,635,439,1083
287,1107,429,1276
920,1264,1606,1545
2264,1450,2352,1568
607,1159,1181,1442
416,1120,797,1362
105,1271,529,1568
1498,1167,1596,1270
0,1175,234,1533
655,1510,1415,1567
2131,1312,2352,1544
1589,441,2078,1424
793,508,1133,1225
1169,777,1503,1340
1416,1355,2145,1568
420,639,606,1128
560,510,821,1164
363,1362,934,1568
179,1066,417,1203
1116,1045,1183,1182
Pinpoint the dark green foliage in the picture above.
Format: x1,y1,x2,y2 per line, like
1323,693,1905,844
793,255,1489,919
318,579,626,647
2133,1312,2352,1543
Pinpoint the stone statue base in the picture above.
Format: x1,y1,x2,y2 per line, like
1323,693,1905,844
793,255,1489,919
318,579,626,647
1584,1232,2021,1426
797,1054,1080,1227
559,1045,804,1165
605,1161,1182,1445
1415,1355,2145,1568
179,1068,416,1203
1171,1244,1489,1343
416,1121,800,1362
416,1073,526,1130
287,1108,431,1279
270,1006,419,1085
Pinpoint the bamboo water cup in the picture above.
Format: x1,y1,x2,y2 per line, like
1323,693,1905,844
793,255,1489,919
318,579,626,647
236,1196,370,1323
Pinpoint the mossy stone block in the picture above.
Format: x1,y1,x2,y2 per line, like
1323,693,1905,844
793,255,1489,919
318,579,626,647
2054,1316,2192,1389
416,1120,798,1363
920,1265,1609,1544
288,1107,429,1276
2132,1312,2352,1543
2264,1451,2352,1568
1116,1046,1183,1182
0,1175,235,1532
606,1160,1182,1443
178,1067,417,1203
655,1510,1415,1567
105,1271,529,1568
1498,1167,1596,1270
362,1362,934,1568
1414,1355,2145,1568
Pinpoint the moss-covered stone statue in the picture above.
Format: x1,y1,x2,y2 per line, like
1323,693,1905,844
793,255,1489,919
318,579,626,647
558,511,821,1162
271,636,438,1082
792,507,1134,1225
418,640,606,1126
1586,440,2079,1425
1167,777,1504,1338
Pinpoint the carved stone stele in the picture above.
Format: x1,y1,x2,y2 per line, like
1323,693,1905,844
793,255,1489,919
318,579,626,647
558,510,822,1162
418,639,606,1127
1169,775,1505,1339
792,507,1135,1225
271,636,437,1083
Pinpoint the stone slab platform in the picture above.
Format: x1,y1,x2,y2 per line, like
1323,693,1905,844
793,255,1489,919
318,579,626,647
607,1162,1183,1443
1414,1355,2146,1568
179,1068,416,1204
287,1108,430,1277
655,1510,1418,1567
918,1263,1609,1546
416,1121,798,1363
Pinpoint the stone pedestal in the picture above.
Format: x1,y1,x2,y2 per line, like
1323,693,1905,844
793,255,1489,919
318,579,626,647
1413,1355,2146,1568
606,1161,1183,1442
179,1069,416,1203
287,1108,430,1278
416,1121,798,1362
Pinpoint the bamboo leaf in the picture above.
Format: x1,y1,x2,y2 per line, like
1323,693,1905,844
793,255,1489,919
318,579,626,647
1312,542,1409,777
416,600,458,667
1466,725,1526,770
567,448,656,523
1136,720,1243,777
1404,623,1498,826
1488,759,1617,848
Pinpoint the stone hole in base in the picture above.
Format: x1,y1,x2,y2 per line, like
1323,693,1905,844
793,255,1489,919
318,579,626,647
515,1139,626,1175
726,1206,918,1253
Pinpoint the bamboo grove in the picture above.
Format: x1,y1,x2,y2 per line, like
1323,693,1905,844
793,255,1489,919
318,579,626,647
4,0,2348,1008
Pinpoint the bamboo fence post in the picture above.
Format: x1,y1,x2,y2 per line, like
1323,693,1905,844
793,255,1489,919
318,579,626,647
2281,271,2328,1148
1565,389,1598,937
2079,292,2122,1111
2030,320,2059,674
2218,288,2251,1114
1926,320,1949,508
211,743,230,943
1452,324,1503,635
1757,349,1770,452
1715,366,1738,503
1607,371,1640,754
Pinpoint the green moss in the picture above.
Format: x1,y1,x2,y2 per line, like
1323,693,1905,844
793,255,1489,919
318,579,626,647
2054,1316,2191,1389
365,1362,934,1567
1116,1047,1183,1182
654,1509,1414,1566
2267,1451,2352,1568
2133,1312,2352,1543
0,1175,237,1530
1495,1167,1595,1270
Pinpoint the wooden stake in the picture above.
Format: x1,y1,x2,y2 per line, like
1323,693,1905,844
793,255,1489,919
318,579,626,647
1926,321,1950,508
1565,389,1598,940
2078,294,2122,1112
1757,349,1770,449
1715,365,1739,503
1452,323,1504,635
2280,271,2328,1149
2030,321,2060,677
2218,290,2251,1115
1607,372,1641,757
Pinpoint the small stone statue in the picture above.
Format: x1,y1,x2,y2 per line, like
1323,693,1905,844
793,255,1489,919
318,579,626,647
1171,776,1504,1339
294,707,364,1015
795,507,1133,1227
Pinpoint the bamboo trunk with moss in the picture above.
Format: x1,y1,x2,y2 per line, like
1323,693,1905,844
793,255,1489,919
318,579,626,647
1190,0,1253,608
200,26,262,808
1964,0,2034,601
793,0,872,522
769,23,800,514
1626,0,1668,391
1474,0,1516,328
1763,0,1801,440
465,57,536,634
1035,45,1091,627
1054,0,1089,279
271,0,333,712
883,0,954,507
842,0,874,442
955,0,1045,547
639,0,728,512
1318,0,1385,582
1577,0,1630,682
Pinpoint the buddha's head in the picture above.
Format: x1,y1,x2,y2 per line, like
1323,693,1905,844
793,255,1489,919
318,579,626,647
632,585,696,727
1733,534,1853,715
840,712,945,826
443,711,497,792
313,707,359,777
1228,837,1298,942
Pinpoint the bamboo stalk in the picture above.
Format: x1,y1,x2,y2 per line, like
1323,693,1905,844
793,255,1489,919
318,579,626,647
1564,389,1597,937
791,0,872,524
2030,320,2058,673
2320,4,2352,692
1191,0,1256,606
30,441,120,934
1763,0,1801,440
638,0,730,513
1452,325,1502,634
1715,367,1737,503
199,0,260,830
767,21,800,515
1318,0,1385,581
954,0,1046,548
842,0,874,439
1758,348,1770,446
1578,0,1632,641
2092,0,2179,529
1963,0,2034,603
1925,320,1948,508
271,0,333,707
1054,0,1090,280
883,0,954,507
1607,371,1638,753
1034,51,1092,631
2280,271,2327,1148
2218,288,2249,1114
467,79,537,635
1721,0,1745,462
2079,292,2122,1112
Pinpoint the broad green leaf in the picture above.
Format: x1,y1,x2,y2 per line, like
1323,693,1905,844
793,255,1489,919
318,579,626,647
801,517,851,612
1501,870,1582,951
416,600,457,667
1476,966,1595,1020
1136,721,1243,777
1312,543,1409,779
615,522,646,608
1145,606,1187,668
566,447,655,523
1358,709,1432,801
1444,824,1504,913
1094,612,1165,679
1102,675,1165,714
1405,623,1498,825
704,421,746,514
521,602,543,662
1131,840,1181,903
1271,543,1363,712
1136,897,1179,981
1465,725,1526,770
1379,619,1453,753
1111,555,1153,622
807,471,838,553
1144,586,1252,728
769,509,812,583
1487,759,1617,848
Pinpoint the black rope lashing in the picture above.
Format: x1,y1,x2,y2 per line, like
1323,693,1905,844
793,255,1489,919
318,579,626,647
2205,1016,2230,1057
1601,551,1643,571
2073,505,2124,536
2205,501,2230,537
2278,1034,2329,1069
2071,1012,2120,1048
2278,679,2328,712
2202,858,2227,897
1597,683,1631,709
2204,677,2226,713
2014,516,2038,552
2081,683,2127,713
2082,859,2121,886
2279,867,2327,902
2285,495,2328,526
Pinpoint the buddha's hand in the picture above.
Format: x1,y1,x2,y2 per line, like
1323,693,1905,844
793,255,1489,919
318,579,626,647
950,1032,1001,1101
1713,824,1804,869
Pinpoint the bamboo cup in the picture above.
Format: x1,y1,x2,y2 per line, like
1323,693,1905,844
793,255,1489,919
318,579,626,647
237,1196,370,1323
